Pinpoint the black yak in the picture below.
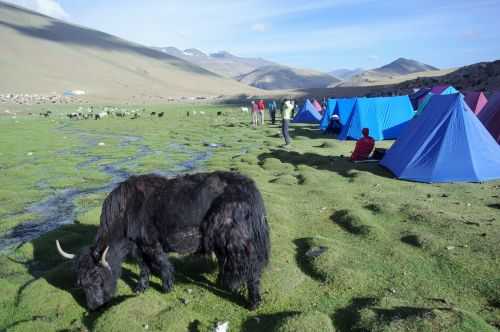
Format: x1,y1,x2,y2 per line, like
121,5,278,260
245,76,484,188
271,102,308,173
56,172,270,311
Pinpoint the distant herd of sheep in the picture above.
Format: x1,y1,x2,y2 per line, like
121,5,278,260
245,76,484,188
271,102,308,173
38,107,165,120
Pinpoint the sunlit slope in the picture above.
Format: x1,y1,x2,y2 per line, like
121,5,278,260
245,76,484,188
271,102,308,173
0,2,260,99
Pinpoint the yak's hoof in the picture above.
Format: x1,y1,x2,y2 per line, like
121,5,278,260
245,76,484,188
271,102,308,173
134,283,148,294
162,280,173,293
248,300,261,311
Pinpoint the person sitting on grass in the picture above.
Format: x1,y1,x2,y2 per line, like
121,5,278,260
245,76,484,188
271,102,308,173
327,114,342,136
351,128,375,161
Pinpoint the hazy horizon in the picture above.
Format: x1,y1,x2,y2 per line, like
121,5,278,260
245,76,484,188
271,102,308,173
3,0,500,72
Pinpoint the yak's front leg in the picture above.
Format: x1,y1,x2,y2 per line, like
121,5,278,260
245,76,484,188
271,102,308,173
130,244,151,293
143,242,175,293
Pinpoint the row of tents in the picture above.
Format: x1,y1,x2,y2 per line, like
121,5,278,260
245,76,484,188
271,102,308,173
295,95,415,141
291,87,500,183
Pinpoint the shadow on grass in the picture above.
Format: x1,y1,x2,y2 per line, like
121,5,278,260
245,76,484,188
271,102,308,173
289,125,324,140
487,203,500,210
241,311,299,332
257,149,392,180
293,238,327,282
171,254,249,309
332,297,379,332
330,210,371,236
332,297,445,332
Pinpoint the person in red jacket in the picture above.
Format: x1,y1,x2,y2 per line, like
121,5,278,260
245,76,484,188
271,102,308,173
257,99,265,126
351,128,375,161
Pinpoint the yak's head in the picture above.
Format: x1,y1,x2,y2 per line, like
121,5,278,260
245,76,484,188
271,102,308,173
56,240,116,310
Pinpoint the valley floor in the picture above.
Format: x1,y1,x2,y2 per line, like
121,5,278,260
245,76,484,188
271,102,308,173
0,104,498,331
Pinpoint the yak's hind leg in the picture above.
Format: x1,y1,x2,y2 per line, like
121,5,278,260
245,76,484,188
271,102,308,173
204,199,269,310
141,242,175,293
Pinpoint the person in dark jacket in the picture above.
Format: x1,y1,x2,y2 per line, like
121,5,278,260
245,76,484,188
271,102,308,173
268,100,277,125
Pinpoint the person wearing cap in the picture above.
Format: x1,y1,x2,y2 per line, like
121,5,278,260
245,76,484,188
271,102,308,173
351,128,375,161
328,114,342,136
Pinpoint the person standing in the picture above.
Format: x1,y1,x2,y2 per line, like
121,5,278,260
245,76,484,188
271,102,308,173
268,100,277,125
251,101,259,128
257,99,265,126
281,98,294,146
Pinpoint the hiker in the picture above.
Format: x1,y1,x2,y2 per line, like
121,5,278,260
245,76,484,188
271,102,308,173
327,114,342,137
281,98,294,146
257,99,265,126
268,100,277,125
251,101,259,128
351,128,375,161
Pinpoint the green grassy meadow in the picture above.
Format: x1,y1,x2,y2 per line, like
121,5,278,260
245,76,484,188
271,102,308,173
0,104,499,331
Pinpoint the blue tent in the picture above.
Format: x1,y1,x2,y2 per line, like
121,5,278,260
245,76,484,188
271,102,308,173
338,96,414,140
334,98,357,128
380,94,500,183
320,99,337,132
292,99,322,123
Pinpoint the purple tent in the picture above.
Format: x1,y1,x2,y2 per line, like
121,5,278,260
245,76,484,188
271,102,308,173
409,88,431,109
464,91,488,115
478,92,500,143
431,85,451,94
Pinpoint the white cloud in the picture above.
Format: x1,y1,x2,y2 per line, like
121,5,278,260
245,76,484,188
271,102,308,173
3,0,69,20
251,23,267,33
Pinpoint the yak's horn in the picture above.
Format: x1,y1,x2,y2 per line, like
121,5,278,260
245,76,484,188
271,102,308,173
56,240,75,259
100,246,111,270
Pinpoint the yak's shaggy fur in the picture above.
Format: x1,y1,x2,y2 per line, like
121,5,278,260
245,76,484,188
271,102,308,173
59,171,270,310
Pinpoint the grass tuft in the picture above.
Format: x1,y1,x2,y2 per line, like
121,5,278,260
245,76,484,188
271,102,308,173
330,210,372,236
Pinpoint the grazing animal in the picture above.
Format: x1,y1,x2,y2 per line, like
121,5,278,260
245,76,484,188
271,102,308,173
56,172,270,311
158,112,164,118
95,112,108,120
241,107,249,112
151,112,156,116
217,111,223,116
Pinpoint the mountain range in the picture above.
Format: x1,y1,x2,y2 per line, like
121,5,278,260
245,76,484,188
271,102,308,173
155,47,276,78
341,58,441,86
329,68,365,80
157,46,342,90
235,65,340,90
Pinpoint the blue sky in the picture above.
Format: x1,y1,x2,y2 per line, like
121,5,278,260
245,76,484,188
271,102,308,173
5,0,500,71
